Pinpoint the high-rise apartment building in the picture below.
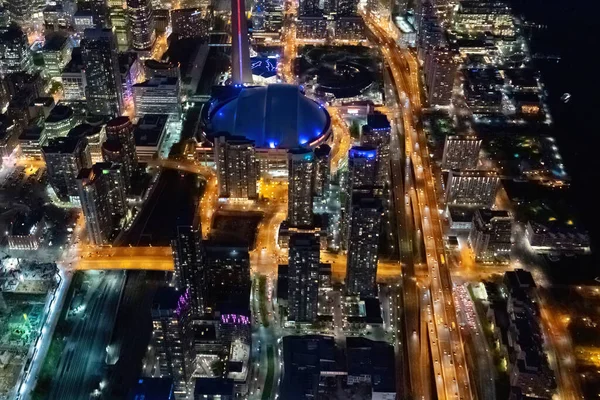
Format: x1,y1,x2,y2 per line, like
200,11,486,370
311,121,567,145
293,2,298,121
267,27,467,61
172,225,205,315
348,146,378,191
151,287,195,398
468,208,512,263
105,116,137,188
214,133,257,200
312,144,330,198
81,29,123,117
441,134,481,170
42,136,92,201
127,0,155,50
287,233,320,323
424,45,459,107
346,192,382,297
288,148,314,228
361,114,390,186
133,77,181,118
445,169,500,207
77,162,127,245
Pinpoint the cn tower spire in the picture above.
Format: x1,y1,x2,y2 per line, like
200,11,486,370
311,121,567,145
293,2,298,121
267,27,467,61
231,0,253,84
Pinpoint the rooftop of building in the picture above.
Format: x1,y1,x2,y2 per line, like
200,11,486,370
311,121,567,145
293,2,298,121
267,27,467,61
101,137,122,153
503,68,539,88
68,123,102,139
29,97,55,109
314,143,331,157
151,286,186,313
10,211,43,236
0,24,25,43
42,32,69,51
458,0,511,13
62,47,84,73
203,240,250,261
504,269,536,290
207,84,330,149
348,145,377,160
194,378,235,396
366,112,390,130
144,58,178,71
42,136,83,154
133,76,179,88
127,377,174,400
19,125,44,141
106,116,132,129
134,115,168,147
475,208,511,223
0,114,14,138
45,105,74,124
447,204,477,223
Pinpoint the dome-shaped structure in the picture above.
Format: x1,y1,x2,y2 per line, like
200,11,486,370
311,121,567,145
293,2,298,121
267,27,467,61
207,84,330,149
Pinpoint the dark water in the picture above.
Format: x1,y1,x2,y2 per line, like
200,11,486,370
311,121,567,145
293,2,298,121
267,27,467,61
511,0,600,255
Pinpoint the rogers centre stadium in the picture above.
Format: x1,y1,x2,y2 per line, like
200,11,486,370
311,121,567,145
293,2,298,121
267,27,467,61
202,84,332,150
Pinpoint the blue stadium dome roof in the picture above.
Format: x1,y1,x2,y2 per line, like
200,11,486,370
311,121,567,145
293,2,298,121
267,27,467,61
209,84,330,149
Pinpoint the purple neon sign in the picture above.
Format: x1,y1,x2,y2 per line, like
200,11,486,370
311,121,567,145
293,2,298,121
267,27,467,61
220,314,250,325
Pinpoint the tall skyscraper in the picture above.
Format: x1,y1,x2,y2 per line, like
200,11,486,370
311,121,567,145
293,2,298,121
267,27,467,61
81,28,123,117
172,225,205,315
424,45,459,107
288,148,314,228
287,233,320,323
230,0,252,84
468,208,512,263
361,114,390,186
347,146,378,191
127,0,155,50
445,169,500,207
42,136,92,202
77,162,127,245
346,192,382,297
105,116,138,188
312,144,331,198
0,25,32,75
214,133,258,200
441,134,481,170
151,287,195,398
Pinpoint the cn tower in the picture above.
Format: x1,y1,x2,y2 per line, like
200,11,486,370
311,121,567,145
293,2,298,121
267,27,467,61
231,0,253,84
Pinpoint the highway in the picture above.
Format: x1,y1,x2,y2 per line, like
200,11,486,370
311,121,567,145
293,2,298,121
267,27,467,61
362,12,473,400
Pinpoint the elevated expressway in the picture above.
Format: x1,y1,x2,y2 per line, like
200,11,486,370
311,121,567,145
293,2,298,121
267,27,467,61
363,12,473,400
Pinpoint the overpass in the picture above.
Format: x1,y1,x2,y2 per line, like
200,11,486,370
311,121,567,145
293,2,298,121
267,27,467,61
72,246,174,271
